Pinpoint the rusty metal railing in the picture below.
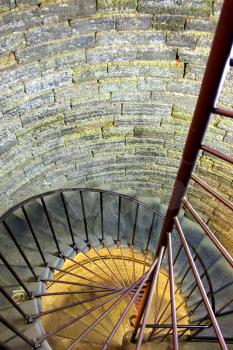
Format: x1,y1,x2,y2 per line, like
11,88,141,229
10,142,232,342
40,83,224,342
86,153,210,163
132,0,233,348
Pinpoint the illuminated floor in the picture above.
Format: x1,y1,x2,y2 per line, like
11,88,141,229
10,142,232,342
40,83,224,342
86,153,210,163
41,246,189,349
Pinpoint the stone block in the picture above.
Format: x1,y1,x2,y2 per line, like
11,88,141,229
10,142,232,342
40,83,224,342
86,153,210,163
97,0,137,12
73,64,108,82
26,23,72,46
3,91,54,120
153,15,185,31
99,77,138,93
55,81,98,101
20,101,70,126
15,0,39,6
0,53,16,70
65,101,120,122
111,91,150,101
152,91,174,106
178,48,209,65
25,71,72,95
185,18,216,32
115,115,161,127
102,126,133,138
71,92,111,107
115,15,153,30
16,34,95,63
196,36,213,49
166,33,197,49
138,0,212,17
123,102,171,117
185,64,205,81
0,32,26,55
167,80,200,95
134,126,174,140
41,0,96,21
0,19,25,37
87,46,137,63
96,31,166,46
0,0,15,12
0,8,42,31
138,78,166,92
0,83,25,110
0,63,41,87
137,47,176,61
71,17,114,34
108,60,184,79
40,50,86,74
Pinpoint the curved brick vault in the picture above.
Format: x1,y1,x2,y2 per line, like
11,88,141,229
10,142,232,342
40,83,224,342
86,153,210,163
0,0,232,252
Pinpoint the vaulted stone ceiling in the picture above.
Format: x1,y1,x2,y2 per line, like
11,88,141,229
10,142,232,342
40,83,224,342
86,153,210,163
0,0,232,252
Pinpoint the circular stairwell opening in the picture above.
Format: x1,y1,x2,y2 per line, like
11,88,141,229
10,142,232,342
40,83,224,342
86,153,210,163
40,246,189,349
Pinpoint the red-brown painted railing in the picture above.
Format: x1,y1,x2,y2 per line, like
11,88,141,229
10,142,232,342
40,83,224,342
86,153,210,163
133,0,233,347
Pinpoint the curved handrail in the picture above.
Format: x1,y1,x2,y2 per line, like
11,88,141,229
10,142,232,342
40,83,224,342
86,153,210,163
0,187,164,223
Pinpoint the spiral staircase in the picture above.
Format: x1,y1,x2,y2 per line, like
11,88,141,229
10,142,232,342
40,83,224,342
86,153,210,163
0,0,233,349
0,187,232,350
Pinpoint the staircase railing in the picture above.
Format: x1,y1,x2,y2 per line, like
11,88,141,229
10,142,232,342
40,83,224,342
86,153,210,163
132,0,233,349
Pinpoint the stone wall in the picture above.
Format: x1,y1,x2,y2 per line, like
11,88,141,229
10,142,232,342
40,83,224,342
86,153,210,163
0,0,232,252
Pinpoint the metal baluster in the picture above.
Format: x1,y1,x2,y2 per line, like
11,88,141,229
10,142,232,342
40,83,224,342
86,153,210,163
60,192,76,248
0,251,32,298
2,221,38,281
0,314,38,348
0,285,29,322
80,191,89,243
22,205,47,266
100,192,104,242
41,197,62,256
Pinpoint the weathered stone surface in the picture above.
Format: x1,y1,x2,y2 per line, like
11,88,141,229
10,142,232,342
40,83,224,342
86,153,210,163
0,63,40,87
41,0,96,21
0,0,231,253
0,52,16,70
0,32,26,55
0,0,15,12
55,82,98,101
87,46,137,63
3,91,54,120
96,31,166,46
138,78,166,92
99,77,138,93
65,101,120,123
123,103,171,117
73,63,108,82
20,101,70,126
178,48,209,65
25,71,72,94
138,0,212,17
186,18,216,33
0,8,42,30
97,0,137,12
16,34,95,62
167,80,200,95
71,17,115,34
108,61,184,79
115,15,152,30
40,50,86,74
166,33,197,48
26,23,72,46
137,47,176,61
0,83,25,110
153,15,185,31
111,91,150,102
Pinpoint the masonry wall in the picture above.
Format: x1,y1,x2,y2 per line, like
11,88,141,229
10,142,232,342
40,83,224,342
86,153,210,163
0,0,232,252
